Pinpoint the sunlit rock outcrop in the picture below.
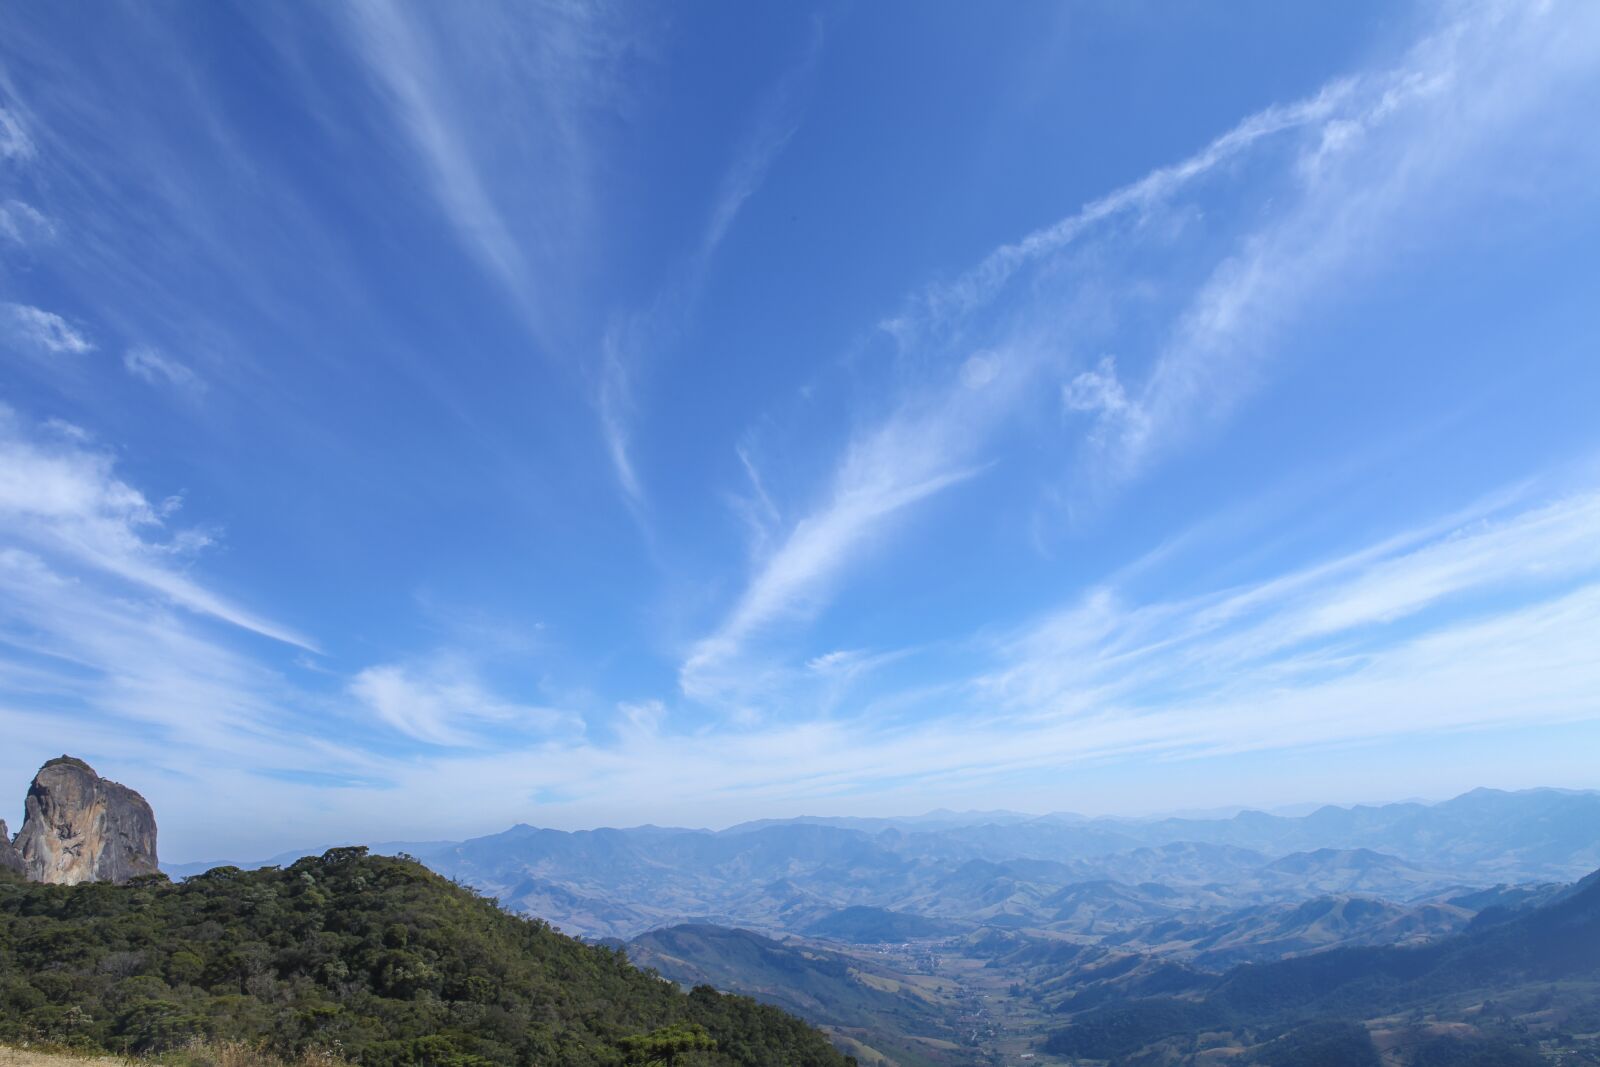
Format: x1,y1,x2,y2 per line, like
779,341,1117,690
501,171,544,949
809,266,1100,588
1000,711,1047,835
13,756,159,884
0,818,23,876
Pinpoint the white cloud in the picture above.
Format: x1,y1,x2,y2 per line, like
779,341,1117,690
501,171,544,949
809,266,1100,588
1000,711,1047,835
1089,0,1600,480
0,549,289,744
4,0,1599,856
1063,356,1139,447
597,325,645,508
686,54,1365,703
614,698,667,743
7,478,1592,858
0,535,410,859
347,3,534,327
806,649,863,674
729,440,782,557
692,491,1600,808
595,32,818,510
350,657,581,747
42,418,91,442
681,383,997,703
4,303,93,354
980,487,1600,720
881,80,1356,350
697,23,818,266
683,30,1399,709
690,0,1600,706
343,0,627,357
309,536,1600,837
124,345,204,394
0,106,34,162
0,406,312,649
0,200,53,244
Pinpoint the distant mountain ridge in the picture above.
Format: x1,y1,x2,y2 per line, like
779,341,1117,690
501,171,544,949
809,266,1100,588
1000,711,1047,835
138,786,1600,1065
166,786,1598,941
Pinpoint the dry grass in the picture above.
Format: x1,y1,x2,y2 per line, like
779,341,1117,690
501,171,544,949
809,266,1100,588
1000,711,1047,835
0,1050,125,1067
175,1043,346,1067
0,1045,346,1067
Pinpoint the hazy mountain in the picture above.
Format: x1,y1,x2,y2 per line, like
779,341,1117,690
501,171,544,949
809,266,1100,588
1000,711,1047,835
1110,787,1600,880
1247,846,1445,899
1042,879,1197,931
1085,841,1274,886
1045,864,1600,1064
1109,893,1473,969
141,788,1600,1064
725,810,1040,834
164,788,1600,942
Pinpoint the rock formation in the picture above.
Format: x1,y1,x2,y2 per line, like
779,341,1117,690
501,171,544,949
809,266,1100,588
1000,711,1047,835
0,819,23,876
13,756,159,884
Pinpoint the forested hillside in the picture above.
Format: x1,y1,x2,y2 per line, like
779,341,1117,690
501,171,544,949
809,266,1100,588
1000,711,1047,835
0,848,852,1067
1044,867,1600,1064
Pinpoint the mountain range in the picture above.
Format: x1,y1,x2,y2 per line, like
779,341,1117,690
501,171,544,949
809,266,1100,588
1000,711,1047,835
153,787,1600,1064
166,787,1600,941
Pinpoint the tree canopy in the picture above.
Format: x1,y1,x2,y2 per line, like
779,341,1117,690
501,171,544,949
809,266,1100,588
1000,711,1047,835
0,849,853,1067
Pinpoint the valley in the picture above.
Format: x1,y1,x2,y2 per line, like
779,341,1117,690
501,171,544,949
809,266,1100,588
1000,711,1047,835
160,787,1600,1065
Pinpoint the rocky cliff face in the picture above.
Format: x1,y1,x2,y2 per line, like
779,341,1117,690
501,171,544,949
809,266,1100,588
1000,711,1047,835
12,756,159,884
0,819,23,876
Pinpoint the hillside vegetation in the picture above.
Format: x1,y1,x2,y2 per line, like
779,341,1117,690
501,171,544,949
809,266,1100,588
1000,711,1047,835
0,848,852,1067
803,907,963,944
1044,868,1600,1064
627,924,960,1066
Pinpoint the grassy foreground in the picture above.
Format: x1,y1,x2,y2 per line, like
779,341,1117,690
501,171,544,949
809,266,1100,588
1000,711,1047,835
0,1049,124,1067
0,1043,341,1067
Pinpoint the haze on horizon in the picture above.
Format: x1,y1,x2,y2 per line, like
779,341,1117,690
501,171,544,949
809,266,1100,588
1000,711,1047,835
2,0,1599,863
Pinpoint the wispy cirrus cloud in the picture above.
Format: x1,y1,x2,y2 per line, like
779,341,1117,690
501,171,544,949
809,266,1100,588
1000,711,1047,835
342,0,629,356
350,656,581,748
681,61,1347,703
687,0,1600,707
341,0,680,515
980,485,1600,718
596,331,646,509
344,3,537,338
695,23,819,269
0,406,311,649
1072,0,1600,481
680,361,1007,704
8,458,1597,854
273,482,1600,839
598,26,822,510
3,302,92,354
2,0,1598,859
0,105,34,162
124,345,204,395
516,483,1600,816
880,79,1356,351
0,199,52,244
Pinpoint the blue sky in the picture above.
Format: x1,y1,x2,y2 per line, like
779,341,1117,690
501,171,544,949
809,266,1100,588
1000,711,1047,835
2,1,1599,861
